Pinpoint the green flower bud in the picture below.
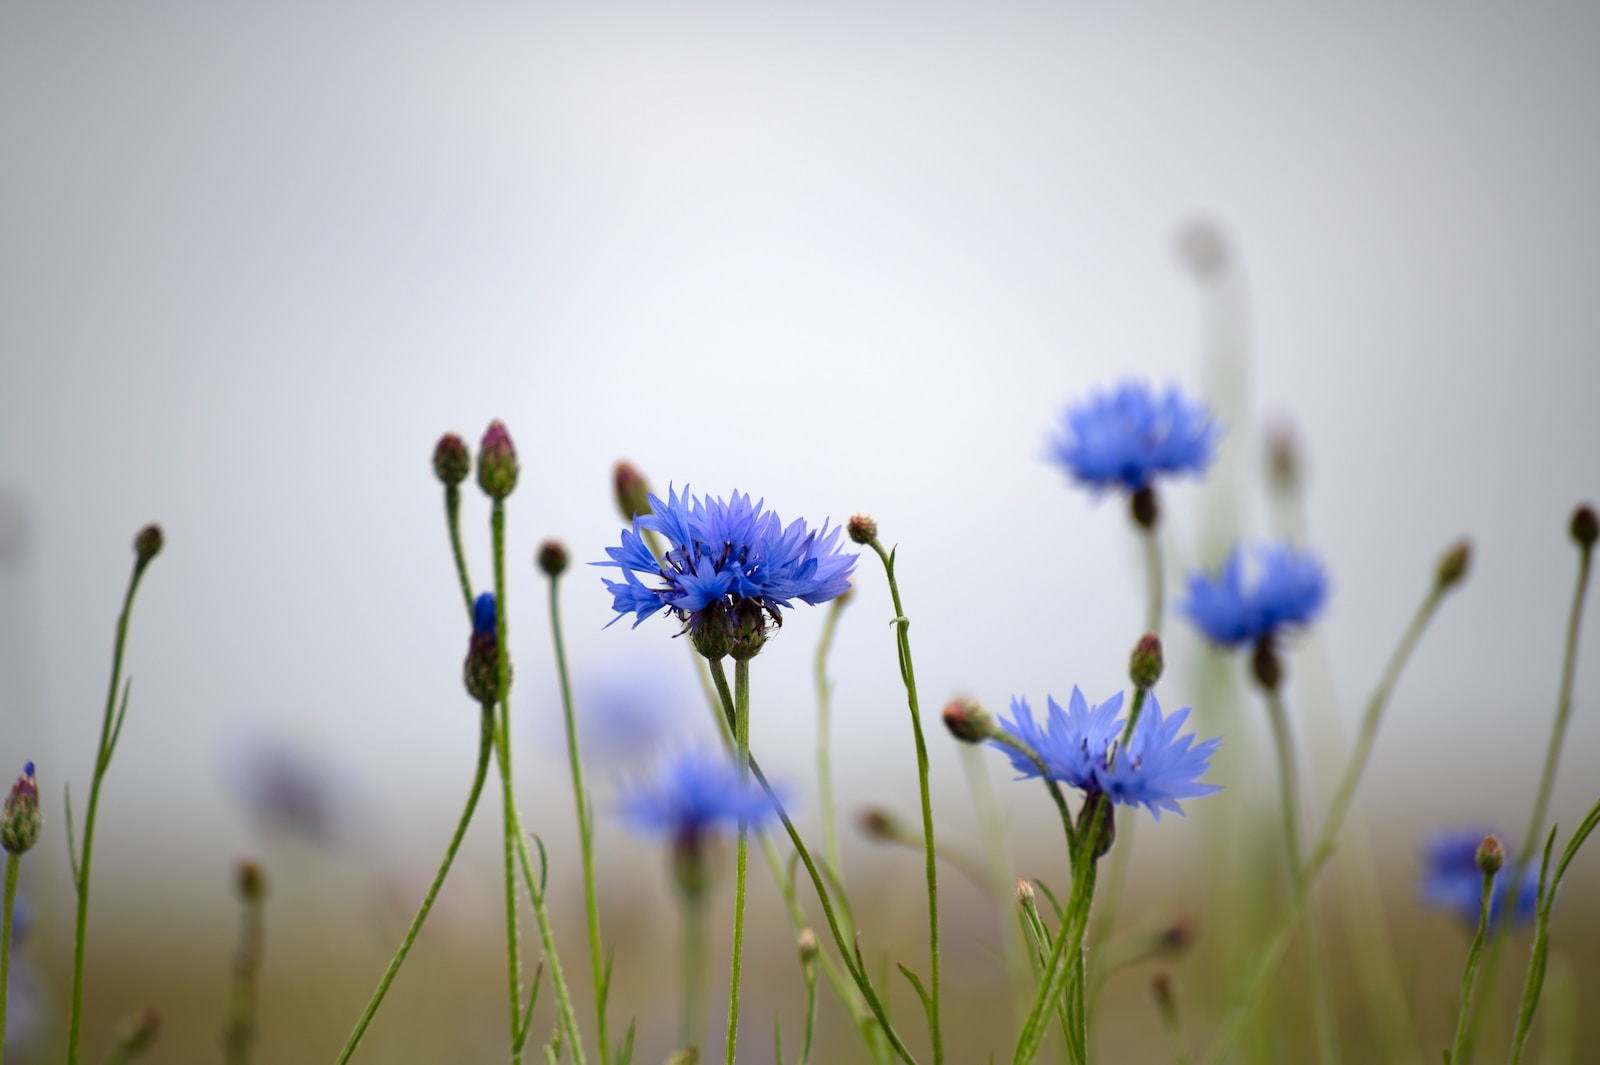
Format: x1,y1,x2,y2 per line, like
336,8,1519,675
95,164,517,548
847,514,877,545
235,859,268,903
2,762,41,855
476,420,519,500
134,524,164,567
1436,539,1472,590
1476,835,1505,875
432,433,470,486
1129,634,1164,690
613,460,653,523
941,698,995,744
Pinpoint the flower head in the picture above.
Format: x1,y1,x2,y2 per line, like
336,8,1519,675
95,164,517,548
619,750,782,842
596,485,857,659
2,761,40,855
465,591,504,706
991,688,1221,822
1049,382,1219,493
1419,828,1539,931
1182,542,1327,649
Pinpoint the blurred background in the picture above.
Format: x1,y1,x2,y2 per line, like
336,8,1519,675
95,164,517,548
2,2,1599,1062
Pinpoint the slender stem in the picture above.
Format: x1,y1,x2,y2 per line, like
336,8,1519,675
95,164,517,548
867,539,944,1065
1197,581,1450,1065
814,597,849,883
1013,808,1102,1065
1446,869,1496,1064
490,500,523,1065
445,484,475,620
724,659,752,1065
680,894,708,1049
508,791,588,1065
1262,688,1339,1065
68,553,155,1065
799,948,820,1065
334,710,493,1065
1142,528,1164,637
546,571,610,1064
223,874,266,1065
1152,977,1191,1065
0,853,18,1065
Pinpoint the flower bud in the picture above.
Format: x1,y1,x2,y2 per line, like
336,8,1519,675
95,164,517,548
1130,486,1160,530
664,1049,700,1065
857,806,903,843
690,600,769,662
1436,539,1472,590
476,420,519,500
537,539,569,578
464,592,506,706
847,514,877,545
1265,423,1300,495
613,461,653,523
433,433,470,486
235,859,268,903
1077,792,1116,860
1571,505,1598,549
1,761,41,855
1129,634,1164,690
941,698,995,744
1015,877,1035,906
1151,971,1176,1008
798,927,819,967
1476,835,1505,876
1250,639,1282,692
134,524,164,566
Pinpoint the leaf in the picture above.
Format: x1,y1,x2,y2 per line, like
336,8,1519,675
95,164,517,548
896,963,932,1025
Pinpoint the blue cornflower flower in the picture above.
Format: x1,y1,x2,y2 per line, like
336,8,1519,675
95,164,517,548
1182,542,1328,649
1419,828,1540,931
1049,382,1220,493
619,750,782,842
473,592,497,636
464,591,503,706
596,485,857,659
991,687,1221,822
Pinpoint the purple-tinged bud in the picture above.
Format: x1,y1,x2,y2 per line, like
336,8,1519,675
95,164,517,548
1436,539,1472,590
941,698,995,744
613,461,653,524
2,761,41,854
465,592,506,706
1476,835,1505,876
1129,634,1164,690
1130,487,1160,530
476,420,519,500
1571,505,1598,549
134,524,163,566
1250,638,1283,692
847,514,877,545
433,433,470,487
537,539,569,578
235,859,268,903
112,1007,162,1058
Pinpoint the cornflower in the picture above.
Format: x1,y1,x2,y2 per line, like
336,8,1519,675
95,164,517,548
1048,381,1219,494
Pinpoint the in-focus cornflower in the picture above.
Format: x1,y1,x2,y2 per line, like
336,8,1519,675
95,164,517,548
1182,542,1328,649
619,751,782,843
596,485,856,660
991,687,1221,822
1419,828,1540,931
1048,382,1220,494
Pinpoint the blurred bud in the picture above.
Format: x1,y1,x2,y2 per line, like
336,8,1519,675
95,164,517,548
1436,539,1472,590
664,1049,700,1065
476,420,519,500
537,539,569,578
1129,634,1164,690
433,433,470,486
835,576,856,606
1,761,41,855
1175,219,1230,282
1571,505,1598,549
847,514,877,545
672,832,709,901
134,524,164,566
1476,835,1505,876
464,592,506,706
857,807,903,843
1130,487,1159,531
1250,639,1282,692
941,698,995,744
1015,878,1035,907
111,1007,162,1058
613,461,653,524
798,927,819,967
1151,971,1176,1007
1265,422,1300,495
235,859,267,903
1157,911,1198,956
1077,792,1115,860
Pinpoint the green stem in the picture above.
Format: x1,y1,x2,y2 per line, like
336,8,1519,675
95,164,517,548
1446,869,1496,1064
1197,580,1450,1065
490,501,523,1065
724,658,752,1065
867,539,943,1065
223,874,266,1065
446,484,475,620
1142,527,1164,637
508,793,588,1065
546,571,610,1065
334,710,493,1065
67,552,155,1065
1013,803,1103,1065
1262,687,1339,1065
814,596,849,884
680,893,708,1050
0,853,18,1065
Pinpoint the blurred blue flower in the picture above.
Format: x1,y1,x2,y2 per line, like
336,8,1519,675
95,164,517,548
992,687,1221,822
596,485,856,657
1419,828,1540,931
619,750,782,842
1048,382,1220,493
1182,542,1328,648
6,891,46,1057
224,729,367,849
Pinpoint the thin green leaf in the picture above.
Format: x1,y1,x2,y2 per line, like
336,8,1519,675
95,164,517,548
616,1020,636,1065
64,783,80,888
1032,878,1065,924
513,961,546,1054
774,1017,785,1065
102,677,134,771
896,963,933,1024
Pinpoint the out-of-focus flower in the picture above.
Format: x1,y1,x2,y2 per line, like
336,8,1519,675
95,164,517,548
619,751,782,842
6,891,47,1058
1419,828,1540,931
1048,382,1219,494
1182,543,1327,649
224,730,365,849
991,688,1220,822
596,486,856,660
2,761,40,854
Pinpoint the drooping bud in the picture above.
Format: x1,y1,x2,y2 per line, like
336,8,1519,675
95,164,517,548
1250,638,1282,692
537,539,569,578
134,524,164,567
433,433,470,486
235,859,268,903
1436,539,1472,590
1476,835,1505,876
464,592,506,706
1129,634,1164,690
1,761,41,855
1571,505,1598,549
476,420,519,500
613,461,653,524
1130,486,1159,530
847,514,877,545
941,698,995,744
